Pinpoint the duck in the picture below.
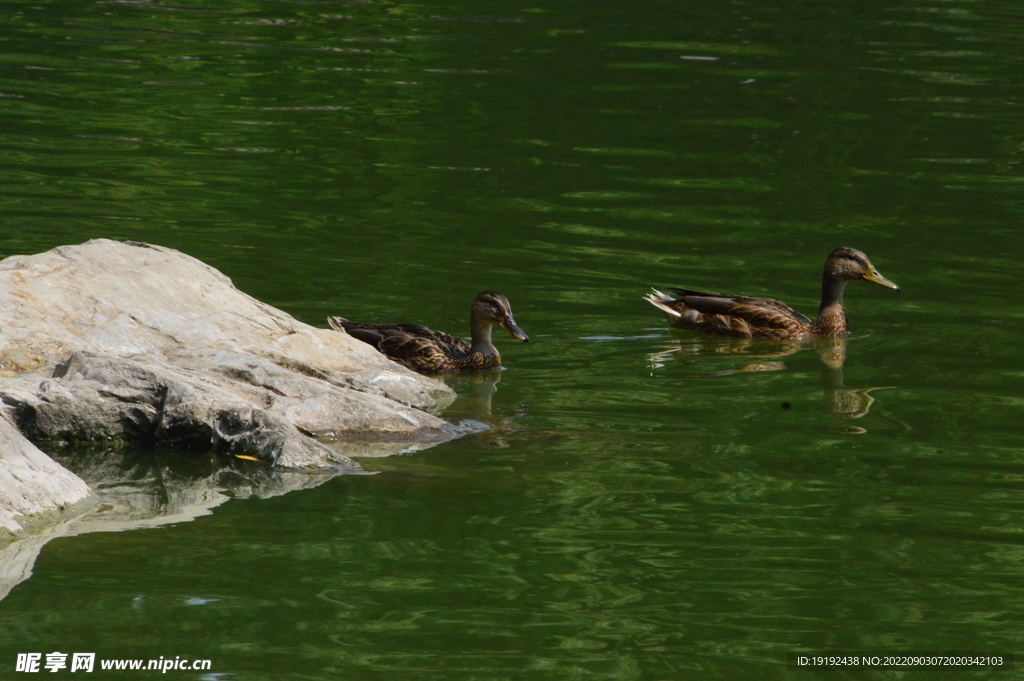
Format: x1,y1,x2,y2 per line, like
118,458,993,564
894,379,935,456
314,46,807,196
644,247,899,339
328,291,529,373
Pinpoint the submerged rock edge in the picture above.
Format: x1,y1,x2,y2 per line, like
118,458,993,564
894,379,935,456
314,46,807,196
0,414,93,539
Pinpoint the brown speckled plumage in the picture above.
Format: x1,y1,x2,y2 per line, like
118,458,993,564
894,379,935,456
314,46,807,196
329,291,528,373
645,248,899,339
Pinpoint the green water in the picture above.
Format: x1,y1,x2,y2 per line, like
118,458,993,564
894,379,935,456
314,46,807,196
2,0,1023,678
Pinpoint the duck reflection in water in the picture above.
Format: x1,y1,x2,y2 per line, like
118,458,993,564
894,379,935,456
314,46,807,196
814,336,893,427
647,335,892,424
437,370,529,449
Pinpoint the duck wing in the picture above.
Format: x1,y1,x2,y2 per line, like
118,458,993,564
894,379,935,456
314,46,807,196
665,288,811,319
650,288,813,339
374,335,460,372
328,317,472,354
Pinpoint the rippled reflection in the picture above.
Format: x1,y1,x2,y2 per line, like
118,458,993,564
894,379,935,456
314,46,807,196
815,337,894,424
0,446,344,602
437,371,530,449
647,334,892,423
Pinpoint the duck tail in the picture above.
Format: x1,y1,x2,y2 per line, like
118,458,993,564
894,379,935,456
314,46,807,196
644,289,682,318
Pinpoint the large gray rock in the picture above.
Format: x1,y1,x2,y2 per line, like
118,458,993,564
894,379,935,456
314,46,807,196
0,239,460,472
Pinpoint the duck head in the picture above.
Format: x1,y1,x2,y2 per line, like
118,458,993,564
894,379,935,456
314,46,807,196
472,291,529,342
825,248,900,291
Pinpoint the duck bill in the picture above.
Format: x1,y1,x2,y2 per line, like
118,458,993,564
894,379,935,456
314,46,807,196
863,269,900,291
500,318,529,343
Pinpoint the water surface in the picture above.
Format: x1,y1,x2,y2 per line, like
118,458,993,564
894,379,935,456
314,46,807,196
1,0,1023,678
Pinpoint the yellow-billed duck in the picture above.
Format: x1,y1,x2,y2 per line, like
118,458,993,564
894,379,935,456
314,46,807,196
645,247,899,339
329,291,528,373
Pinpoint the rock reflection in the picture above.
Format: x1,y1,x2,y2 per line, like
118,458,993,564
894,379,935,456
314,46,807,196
0,446,350,601
648,334,890,421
